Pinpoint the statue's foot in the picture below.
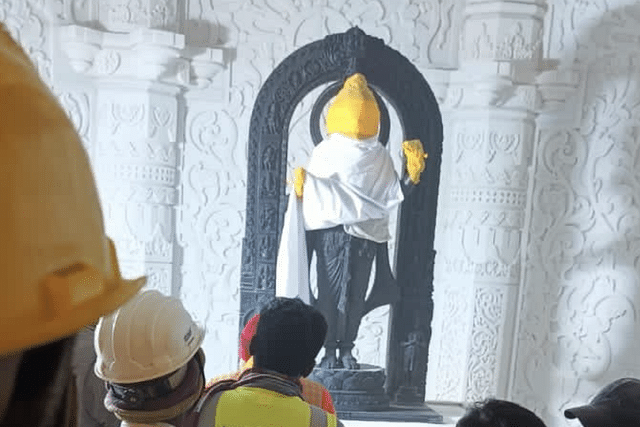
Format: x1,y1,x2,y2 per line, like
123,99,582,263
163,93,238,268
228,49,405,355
319,353,342,369
340,351,360,370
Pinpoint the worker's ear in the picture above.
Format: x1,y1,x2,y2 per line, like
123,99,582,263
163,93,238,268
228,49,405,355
301,360,316,378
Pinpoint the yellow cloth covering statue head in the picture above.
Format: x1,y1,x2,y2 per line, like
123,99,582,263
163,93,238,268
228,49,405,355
325,73,380,140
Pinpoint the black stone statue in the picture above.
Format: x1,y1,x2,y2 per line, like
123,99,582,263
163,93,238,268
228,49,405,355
239,27,443,409
308,229,390,369
304,78,403,371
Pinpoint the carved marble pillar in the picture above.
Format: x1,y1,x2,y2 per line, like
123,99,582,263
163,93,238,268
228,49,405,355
95,81,181,294
426,0,547,402
55,2,224,295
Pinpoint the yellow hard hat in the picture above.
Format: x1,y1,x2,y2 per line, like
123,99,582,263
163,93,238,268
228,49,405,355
94,290,205,384
325,73,380,140
0,25,145,356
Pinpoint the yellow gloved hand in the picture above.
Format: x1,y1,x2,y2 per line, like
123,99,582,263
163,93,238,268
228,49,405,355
402,139,428,185
293,167,306,198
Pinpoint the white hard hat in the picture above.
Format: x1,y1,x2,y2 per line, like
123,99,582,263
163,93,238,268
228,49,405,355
94,290,205,384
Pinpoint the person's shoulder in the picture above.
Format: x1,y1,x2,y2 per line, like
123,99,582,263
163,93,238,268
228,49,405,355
300,377,324,387
300,378,327,400
300,378,336,414
205,370,242,389
308,403,343,427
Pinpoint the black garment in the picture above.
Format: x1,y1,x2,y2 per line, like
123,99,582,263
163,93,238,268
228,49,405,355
307,226,376,352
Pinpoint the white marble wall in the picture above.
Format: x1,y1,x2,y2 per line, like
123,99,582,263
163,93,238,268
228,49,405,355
4,1,640,426
511,1,640,426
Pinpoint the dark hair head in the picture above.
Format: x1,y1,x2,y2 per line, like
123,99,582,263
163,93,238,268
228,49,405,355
249,297,327,377
457,399,547,427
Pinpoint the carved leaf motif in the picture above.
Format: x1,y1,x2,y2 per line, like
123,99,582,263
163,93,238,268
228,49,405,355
488,132,520,160
58,92,90,141
150,1,172,27
466,287,504,401
111,102,144,134
153,106,171,127
188,110,238,160
1,0,52,84
341,0,385,24
203,208,243,260
108,2,132,24
428,285,468,400
94,50,121,75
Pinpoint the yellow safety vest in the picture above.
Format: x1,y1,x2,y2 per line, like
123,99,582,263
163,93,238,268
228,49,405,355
194,386,340,427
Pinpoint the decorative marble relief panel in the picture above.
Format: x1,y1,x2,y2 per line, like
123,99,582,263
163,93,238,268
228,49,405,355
425,282,473,401
1,0,52,84
461,18,543,62
512,2,640,426
179,90,245,377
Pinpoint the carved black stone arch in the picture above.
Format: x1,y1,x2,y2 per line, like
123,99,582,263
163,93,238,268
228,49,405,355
239,26,443,402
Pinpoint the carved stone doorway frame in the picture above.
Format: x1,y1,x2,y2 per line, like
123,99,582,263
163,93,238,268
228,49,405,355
239,26,443,402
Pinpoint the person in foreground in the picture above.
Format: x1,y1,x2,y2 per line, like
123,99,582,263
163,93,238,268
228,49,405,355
94,290,206,427
456,399,547,427
564,377,640,427
0,23,145,426
187,298,343,427
206,312,336,414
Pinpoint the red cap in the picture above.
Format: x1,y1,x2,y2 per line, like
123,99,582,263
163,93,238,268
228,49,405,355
239,314,260,362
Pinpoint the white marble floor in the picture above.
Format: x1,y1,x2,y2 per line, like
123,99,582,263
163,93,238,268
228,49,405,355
341,403,464,427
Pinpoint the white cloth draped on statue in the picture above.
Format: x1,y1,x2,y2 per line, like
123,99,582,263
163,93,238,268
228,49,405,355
276,192,311,303
276,133,404,301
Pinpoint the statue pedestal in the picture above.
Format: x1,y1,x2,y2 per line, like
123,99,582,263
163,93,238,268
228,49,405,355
394,385,424,404
308,364,389,412
309,364,444,422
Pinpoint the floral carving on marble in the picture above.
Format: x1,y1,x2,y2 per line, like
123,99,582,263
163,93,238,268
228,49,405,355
466,286,505,401
1,0,52,83
57,91,91,151
99,0,178,32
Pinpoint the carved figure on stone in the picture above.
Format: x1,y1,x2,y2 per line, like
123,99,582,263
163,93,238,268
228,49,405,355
276,73,428,370
401,328,428,387
260,205,277,231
